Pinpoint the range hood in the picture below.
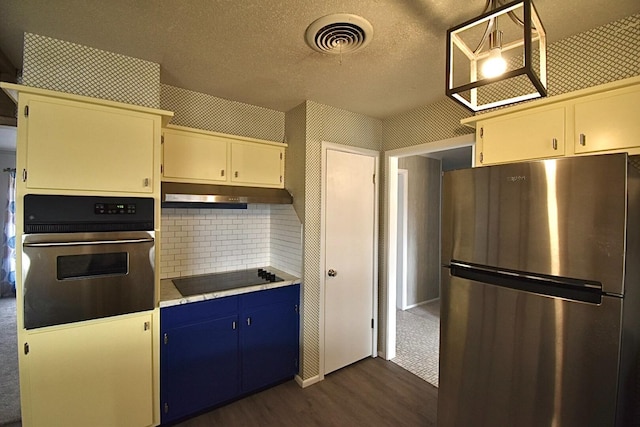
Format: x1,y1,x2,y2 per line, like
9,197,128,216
161,182,292,207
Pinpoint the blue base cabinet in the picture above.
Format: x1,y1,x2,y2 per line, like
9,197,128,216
160,285,299,425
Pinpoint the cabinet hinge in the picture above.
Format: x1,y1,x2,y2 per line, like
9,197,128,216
164,403,169,414
280,175,283,183
160,164,164,174
373,173,376,185
22,169,27,182
280,152,283,160
371,319,374,329
161,135,164,144
24,342,29,355
24,105,29,117
480,127,484,138
163,333,168,345
144,321,150,331
294,304,299,314
480,152,484,164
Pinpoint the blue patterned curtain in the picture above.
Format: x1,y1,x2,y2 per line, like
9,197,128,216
0,169,16,297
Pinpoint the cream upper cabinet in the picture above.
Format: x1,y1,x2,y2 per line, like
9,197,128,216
463,76,640,165
162,127,227,182
478,106,565,165
21,93,167,194
230,140,284,187
162,125,286,188
21,313,154,427
574,85,640,154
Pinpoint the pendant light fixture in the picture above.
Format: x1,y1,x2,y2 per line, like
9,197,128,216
446,0,547,112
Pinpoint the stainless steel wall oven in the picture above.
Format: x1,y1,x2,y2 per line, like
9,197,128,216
22,195,156,329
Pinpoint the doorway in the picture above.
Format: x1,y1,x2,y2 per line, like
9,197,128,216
384,135,474,383
321,142,379,375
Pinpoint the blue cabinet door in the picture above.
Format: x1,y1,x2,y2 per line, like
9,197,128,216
161,302,239,424
240,285,300,392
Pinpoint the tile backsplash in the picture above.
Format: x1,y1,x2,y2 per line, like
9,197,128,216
160,204,302,279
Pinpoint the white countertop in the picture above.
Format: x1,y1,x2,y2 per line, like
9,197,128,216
159,267,301,308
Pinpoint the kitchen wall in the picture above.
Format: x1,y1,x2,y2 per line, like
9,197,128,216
159,204,301,279
160,84,285,142
21,33,160,108
397,156,441,305
285,100,383,381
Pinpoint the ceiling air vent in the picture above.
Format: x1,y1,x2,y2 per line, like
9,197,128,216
305,13,373,55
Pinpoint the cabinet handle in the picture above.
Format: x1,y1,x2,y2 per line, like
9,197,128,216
246,317,251,326
143,178,150,187
163,333,168,345
552,138,558,150
235,171,239,178
579,133,586,146
232,321,236,330
144,321,150,331
221,169,225,177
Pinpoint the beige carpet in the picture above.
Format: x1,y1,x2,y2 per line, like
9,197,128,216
0,297,20,425
392,300,440,387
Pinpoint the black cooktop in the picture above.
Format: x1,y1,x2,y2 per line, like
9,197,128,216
172,268,283,296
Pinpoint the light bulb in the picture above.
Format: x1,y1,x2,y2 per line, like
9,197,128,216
481,47,507,78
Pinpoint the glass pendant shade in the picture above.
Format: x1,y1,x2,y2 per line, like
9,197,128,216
446,0,547,112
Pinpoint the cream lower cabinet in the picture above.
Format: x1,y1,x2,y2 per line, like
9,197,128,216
21,313,154,427
477,106,566,165
19,93,167,193
162,125,286,188
574,85,640,154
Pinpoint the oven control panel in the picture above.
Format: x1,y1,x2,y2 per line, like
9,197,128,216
94,203,137,215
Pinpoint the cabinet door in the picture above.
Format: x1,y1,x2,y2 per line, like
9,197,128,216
240,285,299,392
161,315,239,423
574,88,640,154
23,314,153,427
24,95,156,193
162,129,228,182
480,107,565,165
230,141,284,187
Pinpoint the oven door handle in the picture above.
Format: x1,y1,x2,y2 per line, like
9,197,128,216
23,238,154,247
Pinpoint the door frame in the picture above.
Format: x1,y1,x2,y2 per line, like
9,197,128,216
320,141,380,378
383,134,475,360
396,168,409,310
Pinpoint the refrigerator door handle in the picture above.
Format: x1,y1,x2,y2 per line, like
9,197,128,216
449,260,605,304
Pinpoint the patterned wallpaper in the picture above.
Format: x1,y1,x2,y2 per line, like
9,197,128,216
22,33,160,108
299,100,383,380
284,102,307,224
160,84,285,142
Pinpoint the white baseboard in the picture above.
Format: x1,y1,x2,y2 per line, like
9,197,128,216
405,297,439,310
295,373,323,388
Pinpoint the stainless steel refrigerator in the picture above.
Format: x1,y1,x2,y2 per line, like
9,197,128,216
439,153,640,427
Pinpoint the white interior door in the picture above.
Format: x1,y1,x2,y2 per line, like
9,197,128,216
324,147,376,375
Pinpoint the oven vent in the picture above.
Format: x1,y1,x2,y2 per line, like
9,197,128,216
24,222,154,234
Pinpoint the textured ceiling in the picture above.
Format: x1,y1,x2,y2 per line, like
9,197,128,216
0,0,638,119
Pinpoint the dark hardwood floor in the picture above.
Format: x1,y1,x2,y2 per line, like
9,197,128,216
174,357,438,426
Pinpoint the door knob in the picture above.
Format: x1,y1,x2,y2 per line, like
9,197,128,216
327,269,337,277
